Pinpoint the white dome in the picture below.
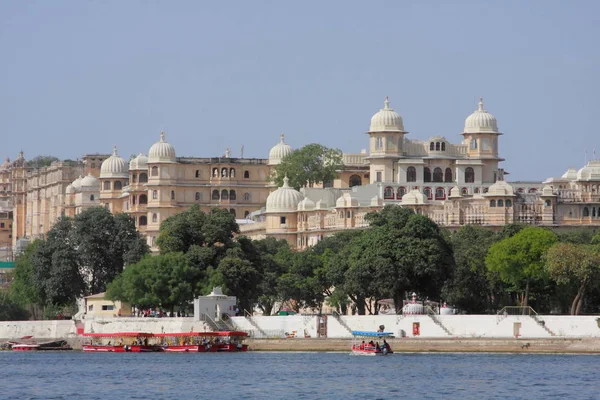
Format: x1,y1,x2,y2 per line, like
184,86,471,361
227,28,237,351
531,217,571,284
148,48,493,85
448,186,462,198
336,193,359,208
129,153,148,170
65,184,74,194
297,197,316,211
542,185,555,196
266,176,304,213
100,146,129,178
401,190,425,205
486,180,514,196
464,98,498,134
0,157,10,171
577,161,600,181
148,131,176,163
71,175,83,192
561,168,578,180
268,134,293,165
369,97,405,132
81,174,100,190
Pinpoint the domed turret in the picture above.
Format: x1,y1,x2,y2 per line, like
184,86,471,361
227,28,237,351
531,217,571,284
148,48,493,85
297,197,316,211
268,134,293,165
100,146,129,178
561,168,578,180
448,186,462,198
577,161,600,181
401,189,425,205
486,180,514,196
81,174,100,190
148,131,176,163
369,97,405,132
266,176,304,212
129,153,148,170
0,157,10,171
71,175,83,192
464,98,498,134
65,184,74,194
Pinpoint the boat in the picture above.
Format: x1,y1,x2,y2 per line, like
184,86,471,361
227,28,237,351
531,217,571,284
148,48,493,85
351,331,394,356
156,331,249,352
11,343,40,351
81,332,162,352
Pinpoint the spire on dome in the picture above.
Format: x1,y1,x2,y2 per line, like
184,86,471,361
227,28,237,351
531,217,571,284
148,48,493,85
280,133,285,143
112,145,118,156
478,97,484,111
160,131,165,142
282,175,290,188
384,96,390,110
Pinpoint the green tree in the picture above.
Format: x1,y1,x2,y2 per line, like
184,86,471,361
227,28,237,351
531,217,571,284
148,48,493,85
545,242,600,315
271,144,344,190
253,237,290,315
486,226,558,308
10,241,45,318
0,290,30,321
28,155,59,168
277,250,326,312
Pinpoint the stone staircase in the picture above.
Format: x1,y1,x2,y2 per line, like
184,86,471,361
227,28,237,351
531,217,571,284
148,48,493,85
332,311,353,335
496,306,556,336
201,313,235,332
244,310,268,338
426,307,452,336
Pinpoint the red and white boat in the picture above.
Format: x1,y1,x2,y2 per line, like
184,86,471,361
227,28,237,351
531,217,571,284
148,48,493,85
156,331,249,352
351,331,394,356
11,343,40,351
82,332,162,352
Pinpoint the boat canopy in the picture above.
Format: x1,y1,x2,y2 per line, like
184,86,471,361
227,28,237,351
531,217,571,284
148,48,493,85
351,331,394,337
82,332,154,337
154,331,248,337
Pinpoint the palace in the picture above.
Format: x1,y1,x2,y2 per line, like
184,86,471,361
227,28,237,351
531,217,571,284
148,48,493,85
1,97,599,256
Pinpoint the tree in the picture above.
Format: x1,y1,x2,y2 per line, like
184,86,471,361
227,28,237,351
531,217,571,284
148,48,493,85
278,250,327,312
271,144,344,190
28,155,59,169
10,241,45,318
253,237,290,315
486,227,557,308
0,290,29,321
545,242,600,315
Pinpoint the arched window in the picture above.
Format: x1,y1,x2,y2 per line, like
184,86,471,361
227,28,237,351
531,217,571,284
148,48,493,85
195,170,200,178
212,190,220,200
435,142,440,151
139,194,148,204
229,208,236,217
139,216,147,226
151,166,158,177
517,188,524,193
132,196,137,205
483,188,489,193
114,181,122,190
441,142,446,151
433,168,443,182
461,187,469,195
444,168,452,183
213,168,218,177
103,181,111,190
195,192,201,201
545,200,551,207
424,187,432,200
594,208,597,217
152,190,158,200
407,167,417,182
139,173,148,183
465,167,475,183
221,168,228,177
497,199,504,207
506,199,512,207
435,187,445,200
583,207,590,217
229,190,236,200
528,188,538,193
221,189,229,200
424,167,431,182
244,170,250,179
397,186,406,199
474,188,480,194
170,190,175,200
349,175,362,187
384,186,394,199
244,211,250,218
490,200,496,207
470,139,477,150
132,174,137,183
243,192,251,201
429,142,434,151
152,213,157,223
90,194,95,201
229,168,235,178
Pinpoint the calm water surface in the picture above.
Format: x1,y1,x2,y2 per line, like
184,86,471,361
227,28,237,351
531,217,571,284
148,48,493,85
1,351,599,400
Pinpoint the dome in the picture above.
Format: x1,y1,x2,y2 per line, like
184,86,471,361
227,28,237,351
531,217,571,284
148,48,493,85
369,97,405,132
266,176,304,213
561,168,578,180
71,175,83,192
336,193,359,208
0,157,10,171
148,131,176,163
268,134,293,165
297,197,315,211
65,184,74,194
542,185,555,196
401,189,425,205
100,146,129,178
486,180,514,196
577,161,600,181
129,153,148,170
448,186,462,198
464,98,498,134
81,174,100,190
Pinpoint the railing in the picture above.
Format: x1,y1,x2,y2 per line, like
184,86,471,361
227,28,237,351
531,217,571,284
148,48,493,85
425,306,452,335
496,306,556,336
201,313,236,331
244,309,268,338
332,311,353,335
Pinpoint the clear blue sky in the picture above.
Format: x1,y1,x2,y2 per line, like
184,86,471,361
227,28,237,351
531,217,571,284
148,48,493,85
1,1,599,181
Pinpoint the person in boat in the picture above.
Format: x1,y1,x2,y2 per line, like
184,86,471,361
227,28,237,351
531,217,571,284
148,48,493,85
359,341,365,350
144,337,149,346
107,341,111,346
375,342,380,352
383,339,391,352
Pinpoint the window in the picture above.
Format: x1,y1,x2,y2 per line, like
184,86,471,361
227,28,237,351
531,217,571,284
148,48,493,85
221,190,229,200
91,163,96,169
483,188,489,193
243,192,251,201
0,223,3,228
474,188,480,194
212,190,220,200
139,173,148,183
132,174,137,183
221,168,228,177
139,194,147,204
424,167,431,182
506,200,512,207
376,171,382,182
407,167,416,182
497,199,504,207
195,192,201,201
151,166,158,177
441,142,446,151
229,208,236,217
583,207,590,217
517,188,524,193
461,187,469,195
102,305,114,311
280,216,287,224
424,187,432,200
433,168,443,183
139,216,147,226
375,137,383,150
435,142,440,151
88,305,94,311
470,139,477,150
384,186,394,199
132,196,137,205
244,170,250,179
114,181,122,190
229,168,235,178
528,188,538,193
103,181,111,190
213,168,218,177
348,174,362,187
490,200,496,207
171,190,175,200
444,168,452,183
435,187,445,200
545,200,551,207
90,195,95,201
195,170,200,178
397,186,406,199
152,190,158,200
152,213,157,223
229,190,236,200
465,167,475,183
481,138,490,151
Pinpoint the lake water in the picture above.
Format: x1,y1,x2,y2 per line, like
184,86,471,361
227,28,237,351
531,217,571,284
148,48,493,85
1,351,598,400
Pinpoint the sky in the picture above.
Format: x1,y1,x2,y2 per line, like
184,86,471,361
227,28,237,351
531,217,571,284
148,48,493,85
1,1,599,181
